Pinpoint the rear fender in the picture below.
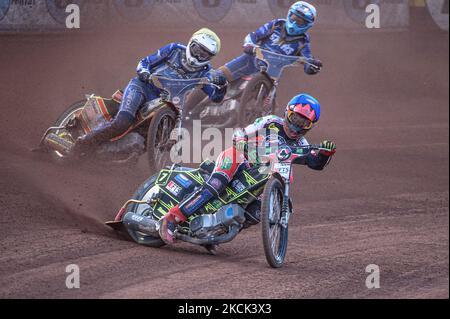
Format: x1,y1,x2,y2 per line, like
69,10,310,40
271,172,285,186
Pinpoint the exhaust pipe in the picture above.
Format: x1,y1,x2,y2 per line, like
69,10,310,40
122,212,159,237
123,212,241,246
175,225,240,245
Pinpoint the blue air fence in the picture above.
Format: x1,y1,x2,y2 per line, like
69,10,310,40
0,0,447,33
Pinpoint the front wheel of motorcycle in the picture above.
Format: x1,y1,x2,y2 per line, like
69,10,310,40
146,106,177,173
49,100,86,163
261,176,288,268
239,74,274,127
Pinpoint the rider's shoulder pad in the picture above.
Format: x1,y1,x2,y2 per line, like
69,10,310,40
170,42,187,51
273,19,287,27
255,115,284,127
159,42,185,56
265,115,284,125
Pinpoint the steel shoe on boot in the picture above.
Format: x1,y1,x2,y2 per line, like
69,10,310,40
159,206,187,244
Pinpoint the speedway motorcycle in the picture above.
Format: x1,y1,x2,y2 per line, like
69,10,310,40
106,136,327,268
35,75,221,172
186,47,320,129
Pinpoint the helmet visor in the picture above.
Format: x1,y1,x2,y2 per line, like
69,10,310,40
287,111,313,134
189,41,214,62
289,12,309,27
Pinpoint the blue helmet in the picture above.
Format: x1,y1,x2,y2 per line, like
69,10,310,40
286,93,321,123
284,93,321,138
285,1,317,36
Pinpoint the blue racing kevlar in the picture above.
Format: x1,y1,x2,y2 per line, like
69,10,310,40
122,42,225,120
78,42,227,147
220,19,317,81
120,77,154,119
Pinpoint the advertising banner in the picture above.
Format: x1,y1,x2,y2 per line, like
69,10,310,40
0,0,411,33
426,0,449,31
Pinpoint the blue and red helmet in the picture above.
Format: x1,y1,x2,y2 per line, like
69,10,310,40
284,93,321,138
285,1,317,36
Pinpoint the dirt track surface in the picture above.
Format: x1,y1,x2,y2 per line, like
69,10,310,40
0,25,448,298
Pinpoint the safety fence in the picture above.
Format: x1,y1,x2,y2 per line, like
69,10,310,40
0,0,448,33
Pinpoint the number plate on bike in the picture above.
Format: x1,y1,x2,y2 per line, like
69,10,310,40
273,163,291,179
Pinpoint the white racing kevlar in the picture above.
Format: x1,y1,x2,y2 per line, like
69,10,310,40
0,0,411,33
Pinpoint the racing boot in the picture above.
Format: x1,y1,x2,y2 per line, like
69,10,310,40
158,205,187,244
72,113,132,155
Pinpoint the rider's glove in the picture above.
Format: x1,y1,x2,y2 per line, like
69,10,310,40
138,71,151,83
319,140,336,156
208,71,227,87
234,137,247,153
243,44,256,56
233,128,247,152
306,58,323,75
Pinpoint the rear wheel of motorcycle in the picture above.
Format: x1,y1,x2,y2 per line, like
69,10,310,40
127,174,166,248
50,100,86,163
261,176,288,268
146,107,177,173
239,74,273,127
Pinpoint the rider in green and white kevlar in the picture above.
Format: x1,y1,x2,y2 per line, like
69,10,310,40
159,93,336,244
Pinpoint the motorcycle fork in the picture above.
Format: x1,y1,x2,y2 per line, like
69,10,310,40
173,110,183,157
265,82,278,113
280,181,291,229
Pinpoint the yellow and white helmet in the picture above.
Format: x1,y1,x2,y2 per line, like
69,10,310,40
186,28,221,68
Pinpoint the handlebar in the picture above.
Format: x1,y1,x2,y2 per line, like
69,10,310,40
253,46,320,72
150,74,224,91
255,143,326,164
148,74,225,105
